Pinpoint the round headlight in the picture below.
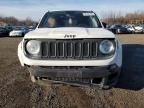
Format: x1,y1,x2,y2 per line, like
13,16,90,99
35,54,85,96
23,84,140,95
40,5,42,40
99,40,115,54
26,40,41,55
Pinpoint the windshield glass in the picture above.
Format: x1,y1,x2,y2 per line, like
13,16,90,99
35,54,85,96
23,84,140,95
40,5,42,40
38,11,102,28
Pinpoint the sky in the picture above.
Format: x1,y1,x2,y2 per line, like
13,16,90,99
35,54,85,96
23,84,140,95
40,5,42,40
0,0,144,21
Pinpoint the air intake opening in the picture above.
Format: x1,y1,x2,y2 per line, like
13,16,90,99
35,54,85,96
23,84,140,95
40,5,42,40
92,78,102,84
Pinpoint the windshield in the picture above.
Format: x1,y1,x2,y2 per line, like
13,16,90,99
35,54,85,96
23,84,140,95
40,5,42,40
38,11,102,28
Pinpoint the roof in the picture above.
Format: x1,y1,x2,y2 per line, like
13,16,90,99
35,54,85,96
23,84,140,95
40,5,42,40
47,10,95,13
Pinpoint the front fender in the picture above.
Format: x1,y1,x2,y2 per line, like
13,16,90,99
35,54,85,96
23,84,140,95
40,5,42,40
18,41,24,66
115,40,122,67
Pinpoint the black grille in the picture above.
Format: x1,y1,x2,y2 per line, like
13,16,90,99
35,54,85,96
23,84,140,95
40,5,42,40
41,39,98,59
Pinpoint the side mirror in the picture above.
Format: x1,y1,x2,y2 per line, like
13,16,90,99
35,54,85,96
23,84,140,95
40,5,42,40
102,22,107,28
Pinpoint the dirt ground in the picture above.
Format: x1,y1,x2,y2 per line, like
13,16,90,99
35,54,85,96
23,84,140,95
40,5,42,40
0,34,144,108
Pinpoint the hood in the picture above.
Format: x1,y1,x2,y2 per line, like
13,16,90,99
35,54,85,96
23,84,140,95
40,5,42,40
134,26,143,30
24,27,115,39
127,27,135,31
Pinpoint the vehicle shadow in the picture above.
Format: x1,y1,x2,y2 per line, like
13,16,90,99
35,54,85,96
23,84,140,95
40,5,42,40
116,44,144,90
0,35,9,37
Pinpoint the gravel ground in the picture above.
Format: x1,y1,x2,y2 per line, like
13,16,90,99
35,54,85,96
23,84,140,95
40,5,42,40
0,34,144,108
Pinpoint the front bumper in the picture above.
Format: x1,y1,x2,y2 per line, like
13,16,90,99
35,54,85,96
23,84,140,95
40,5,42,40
134,30,143,33
28,64,121,89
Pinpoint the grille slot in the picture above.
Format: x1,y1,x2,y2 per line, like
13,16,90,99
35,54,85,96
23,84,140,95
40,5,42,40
74,42,82,57
91,42,97,57
49,42,57,57
83,42,90,57
41,40,98,59
41,42,47,57
66,42,73,57
58,42,65,57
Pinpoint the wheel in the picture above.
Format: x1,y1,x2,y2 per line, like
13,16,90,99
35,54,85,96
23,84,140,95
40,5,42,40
101,71,120,90
22,33,24,37
100,77,112,90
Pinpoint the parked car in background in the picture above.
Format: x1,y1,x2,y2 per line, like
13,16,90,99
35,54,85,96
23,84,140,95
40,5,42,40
124,24,135,34
141,25,144,33
0,27,8,36
134,25,143,34
5,26,13,33
28,28,34,32
109,24,129,34
9,27,29,37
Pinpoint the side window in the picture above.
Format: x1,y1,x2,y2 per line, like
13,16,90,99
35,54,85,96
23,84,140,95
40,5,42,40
90,16,98,28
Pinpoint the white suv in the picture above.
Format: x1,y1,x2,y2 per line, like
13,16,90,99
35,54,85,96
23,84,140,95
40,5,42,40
18,11,122,89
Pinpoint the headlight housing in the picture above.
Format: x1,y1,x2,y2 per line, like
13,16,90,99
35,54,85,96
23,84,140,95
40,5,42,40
26,40,41,55
99,40,115,54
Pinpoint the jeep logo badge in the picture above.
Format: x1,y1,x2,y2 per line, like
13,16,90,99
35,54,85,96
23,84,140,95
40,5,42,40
64,34,76,38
